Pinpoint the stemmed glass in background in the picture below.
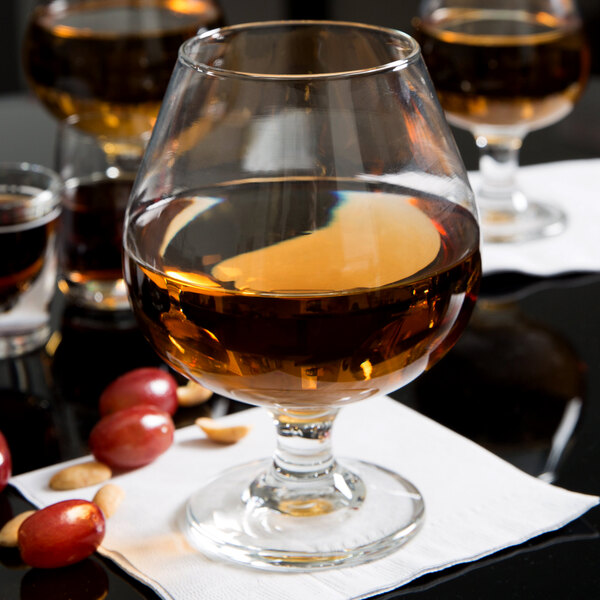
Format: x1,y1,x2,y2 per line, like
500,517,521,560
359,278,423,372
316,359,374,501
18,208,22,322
415,0,590,243
123,21,481,570
53,114,142,310
21,0,224,309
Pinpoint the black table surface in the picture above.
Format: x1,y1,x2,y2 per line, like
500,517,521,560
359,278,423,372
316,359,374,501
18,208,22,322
1,74,600,600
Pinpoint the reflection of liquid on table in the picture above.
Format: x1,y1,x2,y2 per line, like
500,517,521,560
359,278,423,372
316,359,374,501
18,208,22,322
411,300,585,481
0,354,61,474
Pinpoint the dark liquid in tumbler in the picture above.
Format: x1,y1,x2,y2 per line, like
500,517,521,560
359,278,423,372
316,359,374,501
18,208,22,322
0,193,58,310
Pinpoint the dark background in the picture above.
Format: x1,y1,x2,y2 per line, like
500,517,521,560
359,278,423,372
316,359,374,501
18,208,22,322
1,0,599,173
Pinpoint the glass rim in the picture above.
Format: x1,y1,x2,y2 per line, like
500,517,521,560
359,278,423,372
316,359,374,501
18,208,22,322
179,20,421,80
0,161,62,187
0,161,62,225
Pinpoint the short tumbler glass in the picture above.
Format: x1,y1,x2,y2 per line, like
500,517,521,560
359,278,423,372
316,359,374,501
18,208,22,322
0,162,62,358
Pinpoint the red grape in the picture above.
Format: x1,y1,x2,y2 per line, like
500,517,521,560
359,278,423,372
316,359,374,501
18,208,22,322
89,405,174,470
99,367,178,416
18,500,105,568
0,430,11,493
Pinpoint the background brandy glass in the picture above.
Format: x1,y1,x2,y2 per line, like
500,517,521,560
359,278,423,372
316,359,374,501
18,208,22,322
415,0,590,243
123,21,481,570
22,0,224,140
54,113,143,311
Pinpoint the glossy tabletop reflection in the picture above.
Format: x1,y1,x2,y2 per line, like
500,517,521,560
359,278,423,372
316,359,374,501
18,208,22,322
2,269,600,599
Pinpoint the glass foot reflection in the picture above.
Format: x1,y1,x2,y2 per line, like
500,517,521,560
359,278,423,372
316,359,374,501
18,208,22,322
58,277,131,311
479,196,566,244
185,458,424,571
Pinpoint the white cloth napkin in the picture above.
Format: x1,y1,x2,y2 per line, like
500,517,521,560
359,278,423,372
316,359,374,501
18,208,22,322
10,396,598,600
474,158,600,275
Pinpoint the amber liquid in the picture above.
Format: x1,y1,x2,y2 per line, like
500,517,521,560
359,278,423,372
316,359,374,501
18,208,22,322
0,194,58,311
124,180,480,409
61,176,133,285
415,9,589,131
23,0,224,138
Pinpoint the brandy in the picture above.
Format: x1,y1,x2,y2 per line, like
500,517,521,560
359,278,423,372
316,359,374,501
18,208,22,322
124,180,481,409
23,0,224,138
60,176,133,287
415,8,589,131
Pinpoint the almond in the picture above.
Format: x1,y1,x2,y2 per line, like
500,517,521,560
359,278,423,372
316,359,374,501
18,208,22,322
0,510,36,547
49,461,112,490
195,418,251,444
93,483,125,519
177,381,213,407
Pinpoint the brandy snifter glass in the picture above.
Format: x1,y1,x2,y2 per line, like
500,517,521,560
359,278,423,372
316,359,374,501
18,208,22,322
415,0,590,243
123,21,481,570
22,0,224,141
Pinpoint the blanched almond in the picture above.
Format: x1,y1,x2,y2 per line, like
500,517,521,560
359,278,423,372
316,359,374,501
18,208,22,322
195,418,251,444
0,510,36,547
49,461,112,490
93,483,125,519
177,381,213,407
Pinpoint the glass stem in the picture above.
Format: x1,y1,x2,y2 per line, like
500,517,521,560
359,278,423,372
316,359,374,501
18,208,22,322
476,134,527,214
271,409,337,480
248,408,365,516
102,143,145,176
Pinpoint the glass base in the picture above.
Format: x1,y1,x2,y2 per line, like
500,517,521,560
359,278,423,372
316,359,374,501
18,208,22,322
0,323,50,359
479,198,566,244
59,278,131,311
185,457,424,571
